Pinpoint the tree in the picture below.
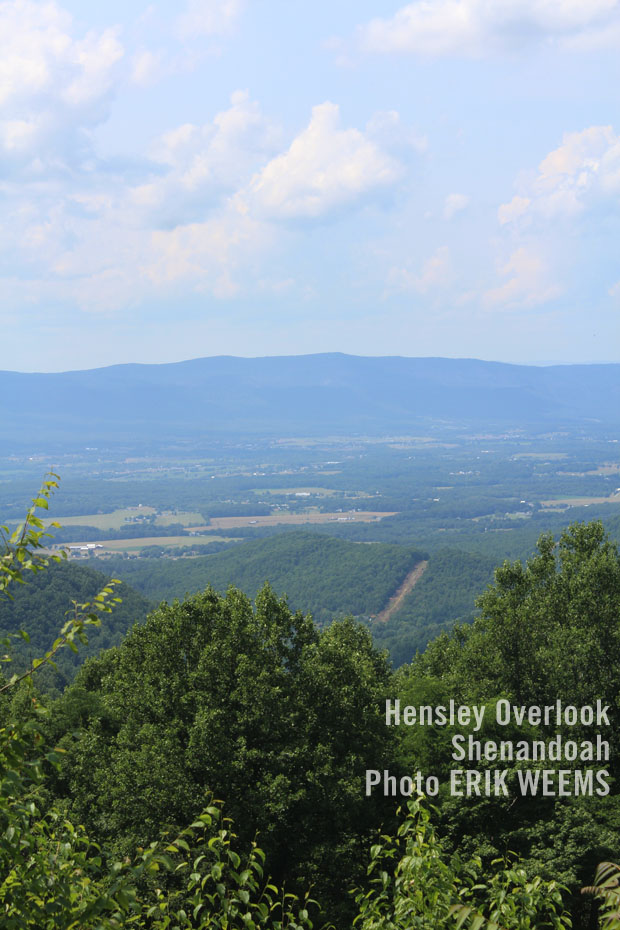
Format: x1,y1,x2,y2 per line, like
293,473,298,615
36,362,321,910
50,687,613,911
50,582,399,926
0,477,317,929
397,522,620,926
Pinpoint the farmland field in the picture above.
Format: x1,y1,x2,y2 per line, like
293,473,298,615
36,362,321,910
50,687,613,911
154,511,204,526
41,506,157,530
541,493,620,507
253,486,339,496
66,535,233,553
37,507,204,530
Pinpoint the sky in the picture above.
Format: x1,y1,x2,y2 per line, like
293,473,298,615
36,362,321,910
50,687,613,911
2,0,620,371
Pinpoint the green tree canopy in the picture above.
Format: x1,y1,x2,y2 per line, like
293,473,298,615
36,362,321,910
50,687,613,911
396,521,620,925
49,583,399,925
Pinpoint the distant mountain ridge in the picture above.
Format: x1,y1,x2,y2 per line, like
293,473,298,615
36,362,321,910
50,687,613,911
2,353,619,445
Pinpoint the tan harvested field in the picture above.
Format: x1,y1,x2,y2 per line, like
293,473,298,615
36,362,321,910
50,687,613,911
189,511,397,531
592,464,620,475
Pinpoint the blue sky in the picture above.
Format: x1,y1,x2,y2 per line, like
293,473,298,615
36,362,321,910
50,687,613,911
2,0,620,371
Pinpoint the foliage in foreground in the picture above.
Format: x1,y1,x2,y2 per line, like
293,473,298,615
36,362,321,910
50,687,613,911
47,578,398,924
0,475,615,929
1,476,317,928
393,519,620,924
1,719,317,930
355,795,572,930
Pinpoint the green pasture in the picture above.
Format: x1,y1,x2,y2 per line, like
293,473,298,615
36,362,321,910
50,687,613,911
40,507,204,531
70,535,232,553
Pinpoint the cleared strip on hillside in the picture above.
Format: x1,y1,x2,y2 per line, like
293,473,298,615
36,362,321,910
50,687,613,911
375,560,429,623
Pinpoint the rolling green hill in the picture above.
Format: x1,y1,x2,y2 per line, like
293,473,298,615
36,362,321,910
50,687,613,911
103,531,426,626
1,535,497,678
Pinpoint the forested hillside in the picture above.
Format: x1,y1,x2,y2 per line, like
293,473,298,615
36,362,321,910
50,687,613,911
0,531,530,681
3,487,620,928
103,531,426,625
371,548,497,665
0,560,151,689
100,535,496,666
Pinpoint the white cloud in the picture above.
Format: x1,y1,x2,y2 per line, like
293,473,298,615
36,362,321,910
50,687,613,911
0,87,280,308
499,125,620,224
176,0,244,39
243,102,403,220
0,0,122,168
498,195,531,225
484,246,562,308
444,193,470,219
130,91,282,226
146,208,272,298
365,109,428,154
61,27,123,106
492,126,620,312
0,186,271,311
387,246,451,294
0,80,411,311
130,49,163,86
356,0,620,58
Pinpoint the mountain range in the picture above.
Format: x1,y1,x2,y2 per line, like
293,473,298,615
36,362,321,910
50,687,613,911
2,353,619,446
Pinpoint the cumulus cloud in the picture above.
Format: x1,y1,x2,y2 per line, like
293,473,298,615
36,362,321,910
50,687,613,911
130,91,282,226
0,186,272,311
498,125,620,224
386,246,451,294
0,90,280,310
444,193,470,219
356,0,620,57
0,0,123,168
0,61,411,310
130,49,163,86
243,102,403,220
498,195,531,225
176,0,244,39
484,246,562,308
492,126,620,311
146,209,272,298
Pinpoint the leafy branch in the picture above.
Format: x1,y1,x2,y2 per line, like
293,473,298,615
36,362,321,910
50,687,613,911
0,472,122,692
0,579,122,693
0,471,65,597
583,862,620,929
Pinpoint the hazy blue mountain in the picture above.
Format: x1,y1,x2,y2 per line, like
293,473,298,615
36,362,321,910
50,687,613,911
2,354,619,446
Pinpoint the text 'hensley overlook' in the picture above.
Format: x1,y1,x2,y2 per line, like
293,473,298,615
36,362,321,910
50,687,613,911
385,699,612,731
